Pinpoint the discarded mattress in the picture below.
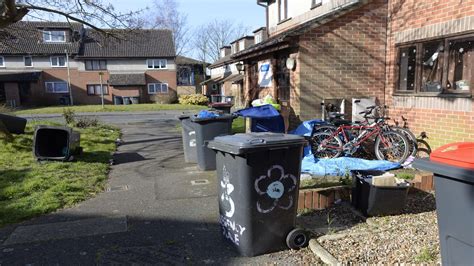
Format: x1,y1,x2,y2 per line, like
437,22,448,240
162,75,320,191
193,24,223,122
301,155,401,176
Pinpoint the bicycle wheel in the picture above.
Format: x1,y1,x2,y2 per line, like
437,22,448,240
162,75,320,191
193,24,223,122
312,124,337,134
374,130,409,163
391,126,418,157
310,132,343,159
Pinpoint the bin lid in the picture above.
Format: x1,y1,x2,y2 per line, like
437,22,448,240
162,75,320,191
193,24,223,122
208,132,306,155
430,142,474,170
190,113,234,123
413,158,474,184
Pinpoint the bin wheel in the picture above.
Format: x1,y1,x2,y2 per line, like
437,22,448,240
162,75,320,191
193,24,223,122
286,228,309,250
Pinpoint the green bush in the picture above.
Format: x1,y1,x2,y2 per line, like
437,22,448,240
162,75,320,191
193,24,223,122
62,108,76,125
178,94,209,106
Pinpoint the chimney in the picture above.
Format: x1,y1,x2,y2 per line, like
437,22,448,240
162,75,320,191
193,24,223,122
220,46,231,58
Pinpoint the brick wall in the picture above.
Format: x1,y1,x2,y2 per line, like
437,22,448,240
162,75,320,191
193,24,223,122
386,0,474,148
298,0,388,121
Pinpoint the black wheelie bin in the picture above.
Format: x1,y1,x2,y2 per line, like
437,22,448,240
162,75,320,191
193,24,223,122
413,142,474,266
190,114,233,171
208,133,309,256
178,115,197,163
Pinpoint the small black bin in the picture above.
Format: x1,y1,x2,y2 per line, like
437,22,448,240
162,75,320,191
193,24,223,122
208,133,308,256
178,115,197,163
0,113,27,134
33,125,81,161
351,170,409,216
190,114,233,171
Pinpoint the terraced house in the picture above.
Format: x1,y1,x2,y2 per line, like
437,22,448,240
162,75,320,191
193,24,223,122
0,21,177,107
230,0,473,147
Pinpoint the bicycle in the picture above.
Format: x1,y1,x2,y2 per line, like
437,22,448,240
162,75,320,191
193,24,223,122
311,110,410,164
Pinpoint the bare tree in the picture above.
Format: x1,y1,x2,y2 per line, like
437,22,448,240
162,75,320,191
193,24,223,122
193,19,251,63
0,0,144,32
146,0,190,56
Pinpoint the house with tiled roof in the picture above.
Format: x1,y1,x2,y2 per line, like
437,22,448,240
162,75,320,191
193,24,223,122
0,21,177,106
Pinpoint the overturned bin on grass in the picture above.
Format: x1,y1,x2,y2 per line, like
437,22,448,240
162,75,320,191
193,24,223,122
34,125,81,161
208,133,309,256
0,113,27,134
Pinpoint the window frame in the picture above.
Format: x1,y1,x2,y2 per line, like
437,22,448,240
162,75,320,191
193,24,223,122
311,0,323,9
394,33,474,97
50,56,66,67
255,33,262,44
45,81,69,94
43,30,66,43
0,56,4,67
86,84,109,96
24,56,33,67
278,0,288,22
146,59,168,69
85,60,107,71
147,83,169,94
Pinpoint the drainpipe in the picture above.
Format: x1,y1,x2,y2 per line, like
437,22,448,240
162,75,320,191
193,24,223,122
99,72,104,109
65,49,74,105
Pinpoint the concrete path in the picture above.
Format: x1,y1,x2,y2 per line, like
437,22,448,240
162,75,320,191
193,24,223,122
0,113,315,264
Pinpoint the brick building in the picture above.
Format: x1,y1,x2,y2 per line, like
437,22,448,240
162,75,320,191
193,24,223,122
231,0,473,147
0,21,177,107
386,0,474,147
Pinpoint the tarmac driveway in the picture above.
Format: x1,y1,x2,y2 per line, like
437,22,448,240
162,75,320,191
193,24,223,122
0,112,316,264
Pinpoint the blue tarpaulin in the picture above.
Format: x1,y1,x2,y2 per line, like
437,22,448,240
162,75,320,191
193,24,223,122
234,105,285,133
301,155,401,176
233,104,280,118
289,119,326,137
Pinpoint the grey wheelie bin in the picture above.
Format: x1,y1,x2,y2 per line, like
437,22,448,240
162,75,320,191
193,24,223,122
178,115,197,163
190,114,233,171
413,142,474,266
33,125,81,161
208,133,309,256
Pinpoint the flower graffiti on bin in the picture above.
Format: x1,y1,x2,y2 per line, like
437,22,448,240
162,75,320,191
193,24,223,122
220,166,235,218
255,165,297,214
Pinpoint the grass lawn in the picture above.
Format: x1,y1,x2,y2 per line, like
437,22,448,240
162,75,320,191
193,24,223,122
232,117,245,134
13,103,205,115
0,121,120,227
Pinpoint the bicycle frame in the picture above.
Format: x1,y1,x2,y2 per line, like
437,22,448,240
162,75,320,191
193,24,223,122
321,122,386,151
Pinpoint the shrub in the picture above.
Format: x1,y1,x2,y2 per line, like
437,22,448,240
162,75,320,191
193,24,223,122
178,94,209,106
62,108,76,125
75,116,100,128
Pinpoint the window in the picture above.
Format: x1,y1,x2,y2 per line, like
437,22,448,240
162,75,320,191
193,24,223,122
24,56,33,67
255,33,262,44
397,46,417,91
51,56,66,67
312,0,323,8
231,44,237,54
147,59,167,69
447,38,473,92
0,56,4,67
85,60,107,70
45,82,68,93
239,40,245,51
43,30,66,42
148,83,168,94
278,0,288,22
87,84,108,95
396,35,473,95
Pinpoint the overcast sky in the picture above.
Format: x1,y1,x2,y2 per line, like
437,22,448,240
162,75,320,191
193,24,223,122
113,0,265,31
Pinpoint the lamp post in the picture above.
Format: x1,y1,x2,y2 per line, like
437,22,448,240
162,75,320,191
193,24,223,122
99,72,104,109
